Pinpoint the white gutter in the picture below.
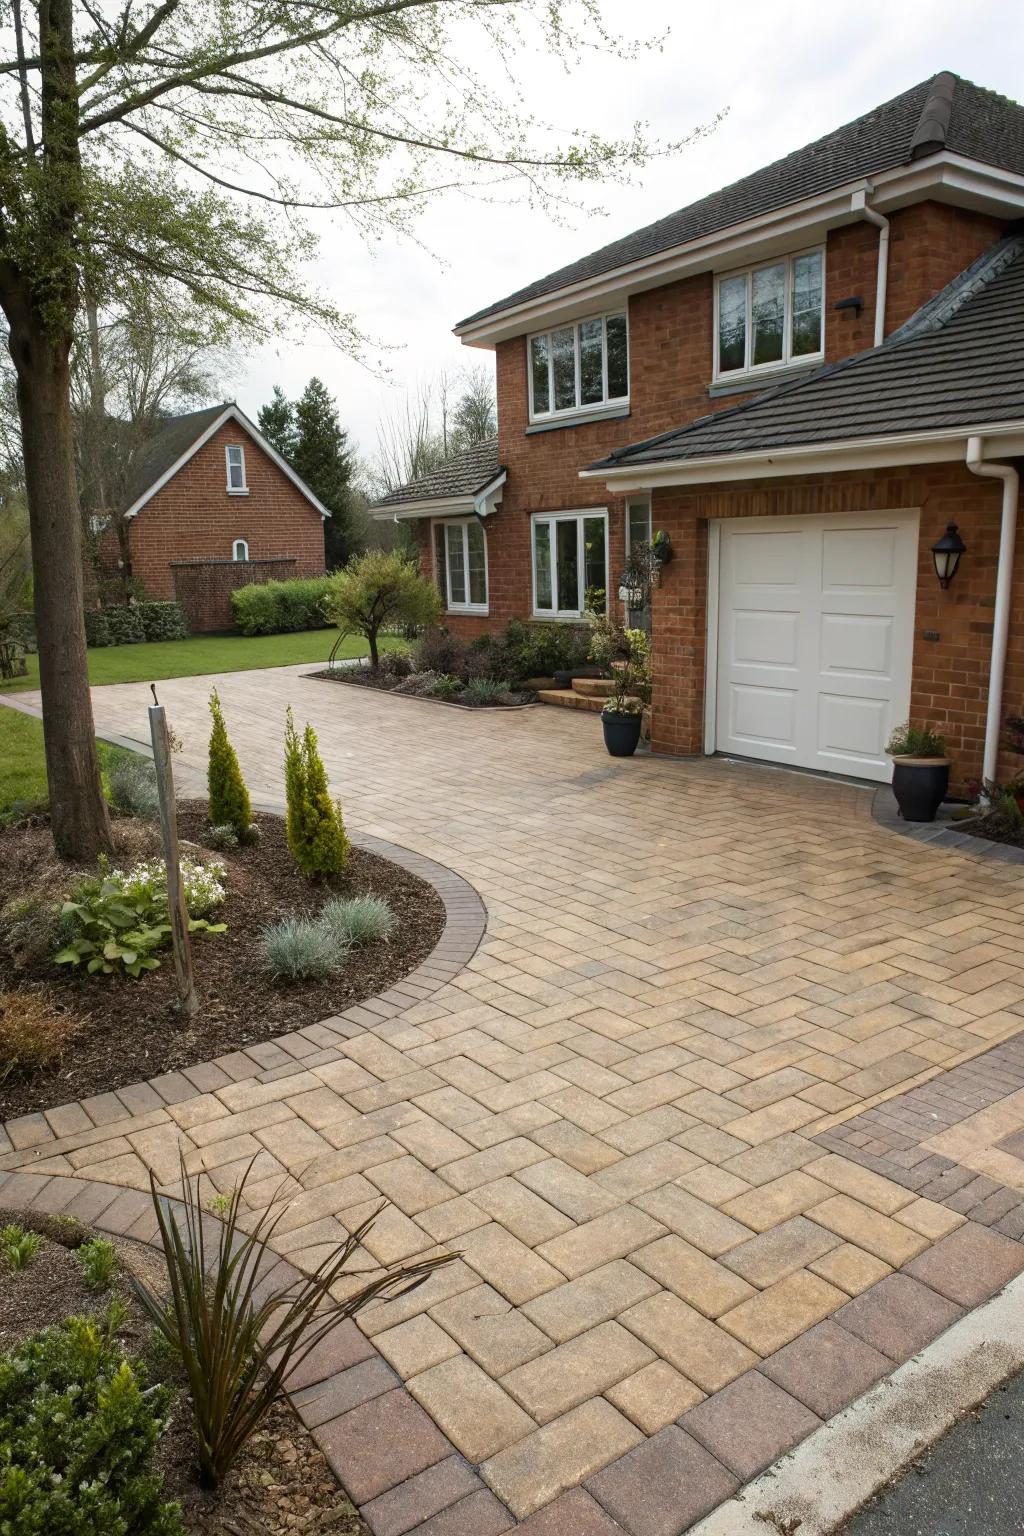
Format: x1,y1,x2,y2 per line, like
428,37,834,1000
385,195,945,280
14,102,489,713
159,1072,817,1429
966,435,1020,784
854,189,889,346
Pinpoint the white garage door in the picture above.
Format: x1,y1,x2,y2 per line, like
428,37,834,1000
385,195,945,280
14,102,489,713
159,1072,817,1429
713,512,918,782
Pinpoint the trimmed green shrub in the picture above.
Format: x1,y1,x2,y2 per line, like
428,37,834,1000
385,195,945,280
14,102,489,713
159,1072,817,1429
0,1312,181,1533
1,1224,40,1270
230,575,334,636
326,550,441,668
319,895,394,947
283,708,349,879
104,605,147,645
84,609,112,648
77,1237,117,1291
137,602,188,642
207,689,252,838
263,916,348,980
106,755,160,818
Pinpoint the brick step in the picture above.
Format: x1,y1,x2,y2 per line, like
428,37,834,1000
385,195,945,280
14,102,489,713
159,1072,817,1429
572,677,616,699
536,688,604,712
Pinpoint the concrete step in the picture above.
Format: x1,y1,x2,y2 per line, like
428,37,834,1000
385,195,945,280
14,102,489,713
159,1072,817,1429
536,688,604,712
573,677,616,699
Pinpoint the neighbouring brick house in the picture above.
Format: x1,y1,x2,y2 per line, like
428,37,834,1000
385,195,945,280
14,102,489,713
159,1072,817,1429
105,403,327,631
373,72,1024,793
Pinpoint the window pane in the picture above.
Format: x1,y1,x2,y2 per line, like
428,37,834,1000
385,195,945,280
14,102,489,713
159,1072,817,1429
467,520,486,606
627,498,651,552
606,314,628,398
530,334,550,414
583,516,606,614
433,524,448,607
556,517,579,611
552,326,577,411
446,524,466,606
791,251,823,357
580,318,604,406
534,522,553,610
718,275,747,372
751,263,785,365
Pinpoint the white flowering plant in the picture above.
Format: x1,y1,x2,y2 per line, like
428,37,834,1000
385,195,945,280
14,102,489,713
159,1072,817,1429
54,855,228,978
111,858,227,919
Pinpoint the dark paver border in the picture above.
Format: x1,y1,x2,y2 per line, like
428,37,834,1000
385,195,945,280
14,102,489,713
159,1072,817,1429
0,823,487,1159
3,1166,1022,1535
871,785,1024,864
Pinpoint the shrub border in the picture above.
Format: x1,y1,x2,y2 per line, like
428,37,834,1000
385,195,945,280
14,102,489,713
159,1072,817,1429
307,669,539,712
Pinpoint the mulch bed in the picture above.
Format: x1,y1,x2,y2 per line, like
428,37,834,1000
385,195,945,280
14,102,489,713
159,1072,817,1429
0,1210,367,1535
953,807,1024,849
0,803,444,1120
310,667,536,709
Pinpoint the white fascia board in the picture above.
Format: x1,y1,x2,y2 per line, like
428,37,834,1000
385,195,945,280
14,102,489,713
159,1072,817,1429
456,156,1024,350
578,423,1024,490
124,405,331,520
369,495,476,522
473,470,506,516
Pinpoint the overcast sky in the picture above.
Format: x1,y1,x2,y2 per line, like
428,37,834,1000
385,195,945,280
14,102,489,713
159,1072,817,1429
232,0,1024,471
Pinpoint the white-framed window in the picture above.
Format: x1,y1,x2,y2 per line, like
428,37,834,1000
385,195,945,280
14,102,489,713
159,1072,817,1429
226,443,248,493
714,247,825,380
625,495,652,632
532,509,608,618
232,538,249,562
433,517,488,612
528,312,628,422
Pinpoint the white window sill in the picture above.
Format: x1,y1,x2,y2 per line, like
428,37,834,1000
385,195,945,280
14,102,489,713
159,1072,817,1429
532,612,592,623
446,605,489,617
227,486,250,496
526,401,630,435
709,360,823,397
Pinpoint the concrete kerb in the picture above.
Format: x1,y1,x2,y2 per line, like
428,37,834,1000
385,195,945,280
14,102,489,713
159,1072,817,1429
689,1270,1024,1536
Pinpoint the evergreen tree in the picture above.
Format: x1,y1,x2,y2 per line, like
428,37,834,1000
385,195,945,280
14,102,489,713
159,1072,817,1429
291,379,357,570
257,386,296,460
283,707,349,879
207,689,253,838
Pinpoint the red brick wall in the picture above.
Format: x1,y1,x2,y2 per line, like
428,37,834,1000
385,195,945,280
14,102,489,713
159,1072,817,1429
647,461,1020,793
128,421,325,625
439,201,1006,644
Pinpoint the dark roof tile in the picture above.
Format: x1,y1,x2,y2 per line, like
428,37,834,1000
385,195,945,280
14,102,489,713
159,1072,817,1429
371,436,502,509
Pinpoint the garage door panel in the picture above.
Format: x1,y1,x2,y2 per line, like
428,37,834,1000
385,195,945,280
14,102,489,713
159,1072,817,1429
732,530,803,588
820,614,893,679
821,527,897,590
728,685,798,750
715,513,917,783
732,610,800,668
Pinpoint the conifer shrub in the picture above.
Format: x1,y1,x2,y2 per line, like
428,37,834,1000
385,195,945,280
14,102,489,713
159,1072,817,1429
207,690,253,839
283,708,349,879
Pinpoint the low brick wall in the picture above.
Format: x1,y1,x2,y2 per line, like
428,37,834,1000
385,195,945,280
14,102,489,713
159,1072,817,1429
172,557,296,632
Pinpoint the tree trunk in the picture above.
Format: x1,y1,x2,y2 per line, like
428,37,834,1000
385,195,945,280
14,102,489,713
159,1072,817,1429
368,624,380,669
11,318,112,860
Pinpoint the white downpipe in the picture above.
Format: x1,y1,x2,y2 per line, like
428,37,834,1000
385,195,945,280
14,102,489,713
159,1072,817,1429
966,435,1020,785
861,200,890,347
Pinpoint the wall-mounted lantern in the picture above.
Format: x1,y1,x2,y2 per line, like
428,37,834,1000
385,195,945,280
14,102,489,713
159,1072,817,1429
931,523,966,589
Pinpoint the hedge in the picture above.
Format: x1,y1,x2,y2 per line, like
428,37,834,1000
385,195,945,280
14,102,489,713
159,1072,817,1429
83,602,187,647
231,575,334,636
137,601,188,641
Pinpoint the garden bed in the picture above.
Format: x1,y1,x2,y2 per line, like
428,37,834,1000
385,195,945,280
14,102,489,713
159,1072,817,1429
0,1209,367,1535
953,805,1024,850
310,665,536,709
0,803,444,1120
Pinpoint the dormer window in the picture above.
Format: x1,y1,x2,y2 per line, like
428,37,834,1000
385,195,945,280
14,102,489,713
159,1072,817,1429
715,248,824,380
226,443,248,493
528,311,628,423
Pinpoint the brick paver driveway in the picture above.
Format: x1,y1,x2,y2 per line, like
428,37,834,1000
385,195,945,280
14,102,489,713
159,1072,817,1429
5,666,1024,1532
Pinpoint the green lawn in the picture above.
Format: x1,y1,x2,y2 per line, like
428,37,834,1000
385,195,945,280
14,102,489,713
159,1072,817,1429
0,628,395,693
0,707,137,816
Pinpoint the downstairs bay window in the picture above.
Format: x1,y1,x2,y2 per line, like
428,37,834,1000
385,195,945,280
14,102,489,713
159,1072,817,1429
532,510,608,618
434,517,488,613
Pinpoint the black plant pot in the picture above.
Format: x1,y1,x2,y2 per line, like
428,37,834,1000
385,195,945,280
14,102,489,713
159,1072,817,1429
891,757,950,823
602,711,643,757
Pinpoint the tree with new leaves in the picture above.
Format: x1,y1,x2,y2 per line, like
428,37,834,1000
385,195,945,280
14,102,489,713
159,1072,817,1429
0,0,712,860
283,707,349,879
327,549,441,670
207,689,252,838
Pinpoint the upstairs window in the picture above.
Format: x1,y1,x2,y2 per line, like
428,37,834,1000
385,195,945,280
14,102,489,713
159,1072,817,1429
528,312,628,421
715,248,824,379
226,443,248,492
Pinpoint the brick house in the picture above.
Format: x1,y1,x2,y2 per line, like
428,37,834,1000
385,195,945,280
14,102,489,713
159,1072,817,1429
109,403,327,631
373,72,1024,793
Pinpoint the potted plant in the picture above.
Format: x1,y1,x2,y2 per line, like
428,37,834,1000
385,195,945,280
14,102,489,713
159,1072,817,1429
885,722,950,822
651,530,673,565
600,628,651,757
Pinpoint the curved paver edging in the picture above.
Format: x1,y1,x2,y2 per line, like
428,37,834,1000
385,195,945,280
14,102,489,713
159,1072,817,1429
871,785,1024,864
305,670,540,712
2,1165,1023,1535
0,825,487,1158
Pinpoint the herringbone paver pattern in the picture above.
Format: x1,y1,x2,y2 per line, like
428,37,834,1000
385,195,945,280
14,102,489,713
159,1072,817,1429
5,667,1024,1528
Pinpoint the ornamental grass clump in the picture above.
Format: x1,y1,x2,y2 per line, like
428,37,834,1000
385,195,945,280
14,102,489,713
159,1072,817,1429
284,707,349,879
262,915,348,981
134,1153,452,1490
207,689,254,840
319,895,394,947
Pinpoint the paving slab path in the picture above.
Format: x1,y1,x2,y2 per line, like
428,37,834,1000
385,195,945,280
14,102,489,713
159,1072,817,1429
5,665,1024,1534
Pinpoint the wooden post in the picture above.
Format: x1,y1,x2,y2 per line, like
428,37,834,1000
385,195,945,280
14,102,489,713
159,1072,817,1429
148,691,197,1017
